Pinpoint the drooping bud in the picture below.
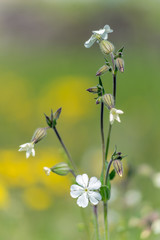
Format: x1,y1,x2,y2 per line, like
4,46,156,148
51,162,70,176
99,40,114,55
96,96,102,104
113,160,123,177
96,65,110,76
31,128,47,144
115,58,124,72
102,94,114,109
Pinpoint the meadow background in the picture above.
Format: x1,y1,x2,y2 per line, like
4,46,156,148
0,0,160,239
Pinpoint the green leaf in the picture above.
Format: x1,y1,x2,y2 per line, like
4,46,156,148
100,185,110,201
109,169,116,180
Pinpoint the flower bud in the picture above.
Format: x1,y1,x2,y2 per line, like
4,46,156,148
31,128,47,144
87,86,99,94
102,94,114,109
96,96,102,104
54,107,62,121
99,40,114,55
113,160,123,177
96,65,110,76
115,58,124,72
51,162,70,176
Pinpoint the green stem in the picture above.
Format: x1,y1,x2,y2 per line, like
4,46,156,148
99,77,106,185
103,201,108,240
53,127,77,173
105,158,113,184
105,124,112,161
80,208,91,240
93,205,100,240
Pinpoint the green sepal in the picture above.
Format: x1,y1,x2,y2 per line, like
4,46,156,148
109,169,116,180
44,114,52,128
52,119,57,128
118,46,124,53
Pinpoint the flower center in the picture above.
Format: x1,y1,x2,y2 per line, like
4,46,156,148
84,188,88,192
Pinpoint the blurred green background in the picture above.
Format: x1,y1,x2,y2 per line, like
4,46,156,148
0,0,160,239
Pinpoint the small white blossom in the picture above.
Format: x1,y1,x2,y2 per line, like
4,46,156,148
152,219,160,234
84,25,113,48
110,108,124,124
18,142,35,158
152,172,160,188
70,173,101,208
43,167,51,176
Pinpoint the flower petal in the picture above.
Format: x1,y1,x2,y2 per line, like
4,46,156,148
88,177,101,190
92,28,105,35
103,25,113,33
84,35,97,48
115,115,121,122
88,191,102,205
32,148,35,157
26,151,30,159
116,110,124,114
76,174,89,188
110,112,114,124
77,193,88,208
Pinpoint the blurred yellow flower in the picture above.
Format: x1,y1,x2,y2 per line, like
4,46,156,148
23,186,52,210
38,76,93,122
0,182,9,208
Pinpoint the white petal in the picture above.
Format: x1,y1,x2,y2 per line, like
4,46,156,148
70,184,83,191
88,192,102,205
116,115,121,122
116,110,124,114
26,151,30,159
77,193,88,208
76,174,89,188
88,177,101,190
84,35,97,48
32,148,35,157
110,113,114,124
93,28,105,35
103,25,113,33
70,184,84,198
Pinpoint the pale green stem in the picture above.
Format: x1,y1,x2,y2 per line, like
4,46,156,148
53,127,77,174
93,205,100,240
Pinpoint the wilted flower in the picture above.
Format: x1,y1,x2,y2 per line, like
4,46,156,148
84,25,113,48
70,174,101,208
110,107,124,124
18,142,35,159
43,167,51,176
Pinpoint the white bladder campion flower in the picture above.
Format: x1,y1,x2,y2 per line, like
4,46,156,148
70,174,102,208
18,142,35,158
84,25,113,48
110,108,124,124
43,167,51,176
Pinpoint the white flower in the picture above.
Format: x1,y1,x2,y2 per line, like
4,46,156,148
152,219,160,234
110,108,124,124
70,173,101,208
152,172,160,188
43,167,51,176
84,25,113,48
18,142,35,158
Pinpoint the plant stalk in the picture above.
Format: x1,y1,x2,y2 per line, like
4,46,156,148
53,127,77,173
93,205,100,240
